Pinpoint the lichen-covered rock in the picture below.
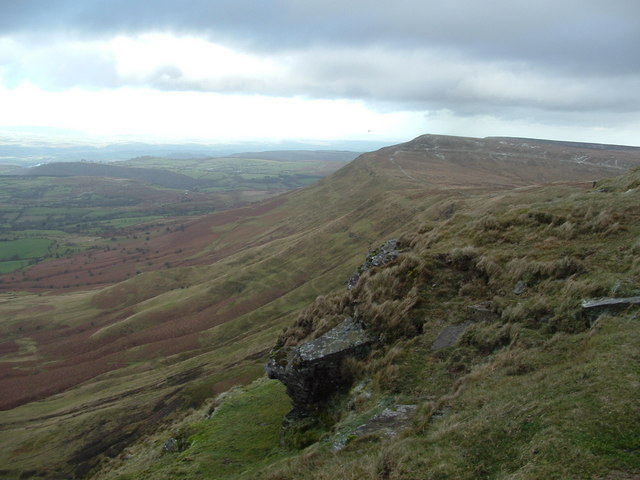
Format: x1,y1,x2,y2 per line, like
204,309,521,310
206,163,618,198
266,317,374,408
162,438,177,453
332,404,417,451
347,239,399,289
353,404,417,439
581,296,640,321
431,322,472,351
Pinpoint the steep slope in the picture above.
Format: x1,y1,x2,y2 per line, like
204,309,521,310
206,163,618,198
95,164,640,480
250,164,640,480
0,135,638,479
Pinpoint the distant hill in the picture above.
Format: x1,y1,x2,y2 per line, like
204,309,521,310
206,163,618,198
354,134,640,188
0,131,383,165
12,161,211,190
228,150,361,162
0,164,22,174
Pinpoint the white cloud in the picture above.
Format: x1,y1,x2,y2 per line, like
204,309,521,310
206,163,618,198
422,110,640,146
0,80,427,142
110,34,279,86
0,17,639,147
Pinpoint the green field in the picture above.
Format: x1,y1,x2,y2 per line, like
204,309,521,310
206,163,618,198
0,238,54,273
0,153,351,275
121,154,353,191
0,259,31,274
0,238,52,261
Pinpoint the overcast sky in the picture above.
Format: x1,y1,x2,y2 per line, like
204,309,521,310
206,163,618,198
1,0,639,146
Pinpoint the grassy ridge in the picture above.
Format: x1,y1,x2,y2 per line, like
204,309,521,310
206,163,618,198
0,140,444,477
251,167,640,479
88,166,640,480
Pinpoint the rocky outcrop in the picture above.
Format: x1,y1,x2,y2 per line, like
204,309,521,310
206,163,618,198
266,239,402,444
347,239,399,289
582,296,640,321
266,317,374,409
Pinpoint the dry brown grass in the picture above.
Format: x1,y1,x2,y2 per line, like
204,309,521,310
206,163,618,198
278,291,352,346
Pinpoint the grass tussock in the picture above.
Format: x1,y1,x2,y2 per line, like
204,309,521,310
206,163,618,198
277,253,428,348
505,256,584,284
278,291,352,346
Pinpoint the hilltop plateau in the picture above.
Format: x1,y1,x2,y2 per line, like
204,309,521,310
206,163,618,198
0,135,639,479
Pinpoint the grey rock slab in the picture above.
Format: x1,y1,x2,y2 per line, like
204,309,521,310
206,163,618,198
353,404,417,439
431,321,472,351
513,281,527,295
332,404,417,451
582,296,640,320
467,303,498,322
298,317,373,362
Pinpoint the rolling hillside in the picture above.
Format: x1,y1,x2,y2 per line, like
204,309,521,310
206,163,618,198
15,161,210,189
0,151,353,279
0,135,639,479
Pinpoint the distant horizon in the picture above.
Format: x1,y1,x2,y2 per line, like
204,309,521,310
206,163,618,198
1,126,639,150
0,128,391,165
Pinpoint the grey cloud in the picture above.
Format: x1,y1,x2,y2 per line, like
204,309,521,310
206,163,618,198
2,0,639,74
1,0,638,130
115,45,640,119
